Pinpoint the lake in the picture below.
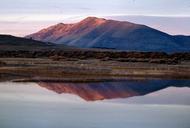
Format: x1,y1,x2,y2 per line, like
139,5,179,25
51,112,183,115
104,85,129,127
0,79,190,128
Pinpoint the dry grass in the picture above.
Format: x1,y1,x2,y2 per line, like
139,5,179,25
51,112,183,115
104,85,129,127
0,58,190,82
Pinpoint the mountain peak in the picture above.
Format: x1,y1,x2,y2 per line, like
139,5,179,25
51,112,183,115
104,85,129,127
81,16,106,25
84,16,105,20
56,23,65,26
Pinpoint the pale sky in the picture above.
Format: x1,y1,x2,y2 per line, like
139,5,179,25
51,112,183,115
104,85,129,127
1,0,190,36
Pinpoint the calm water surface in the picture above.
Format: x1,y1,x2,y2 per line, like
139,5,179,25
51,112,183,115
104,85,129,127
0,79,190,128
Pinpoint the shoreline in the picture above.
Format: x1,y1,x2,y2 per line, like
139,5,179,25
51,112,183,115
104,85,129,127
0,57,190,82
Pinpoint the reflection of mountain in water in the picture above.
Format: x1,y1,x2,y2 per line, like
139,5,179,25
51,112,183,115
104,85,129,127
38,80,190,101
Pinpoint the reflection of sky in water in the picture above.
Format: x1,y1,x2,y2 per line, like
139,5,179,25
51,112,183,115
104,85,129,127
0,82,190,128
0,82,83,103
109,87,190,105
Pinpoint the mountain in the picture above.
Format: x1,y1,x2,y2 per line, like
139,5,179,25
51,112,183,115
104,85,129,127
26,17,190,52
38,80,190,101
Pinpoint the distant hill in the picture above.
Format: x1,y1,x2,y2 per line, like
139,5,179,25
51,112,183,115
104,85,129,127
0,35,54,46
26,17,190,53
0,35,71,51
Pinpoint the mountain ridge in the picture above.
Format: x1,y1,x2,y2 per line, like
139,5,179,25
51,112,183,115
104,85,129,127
26,17,190,52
